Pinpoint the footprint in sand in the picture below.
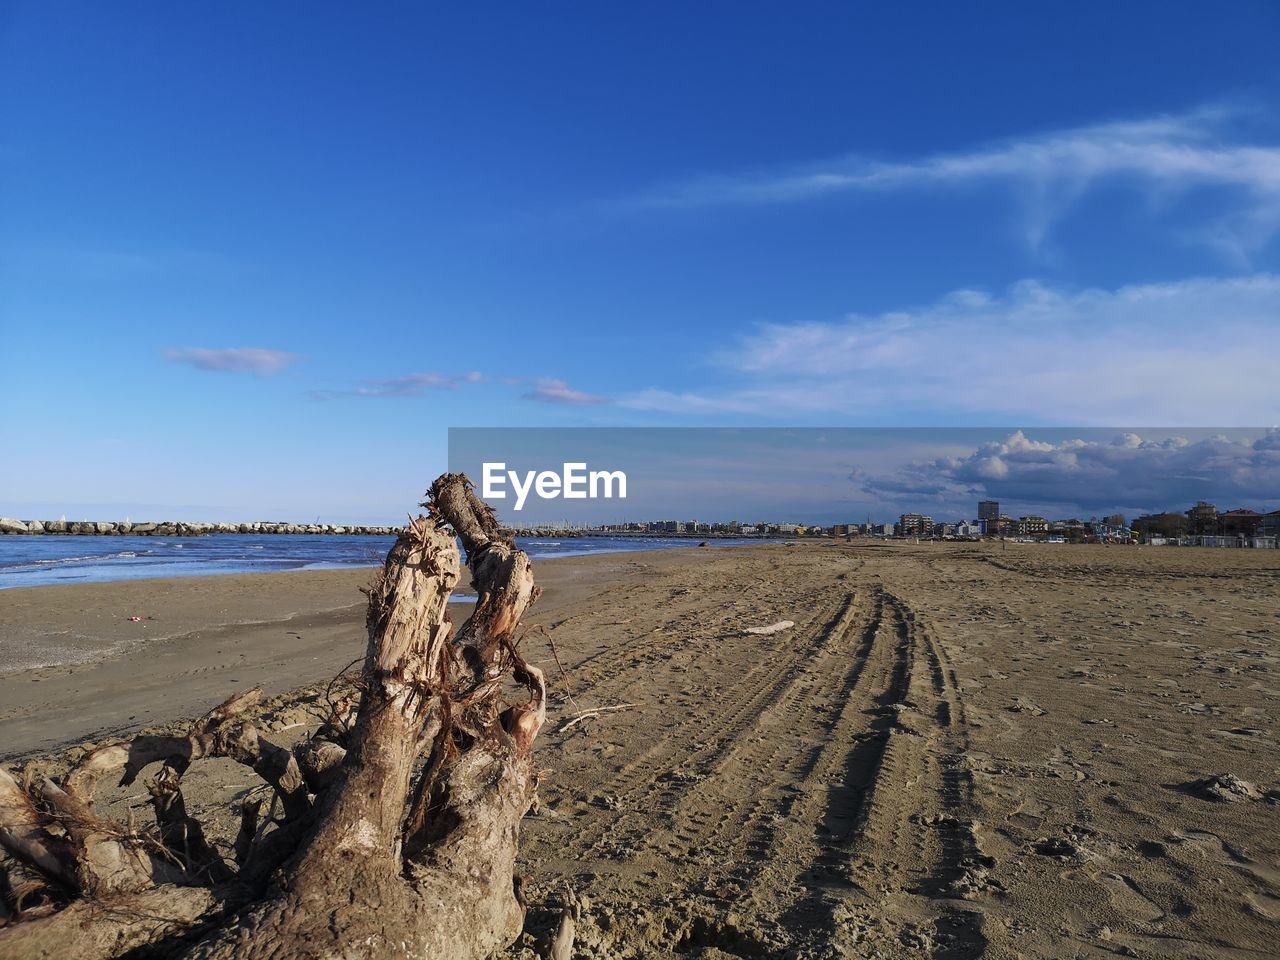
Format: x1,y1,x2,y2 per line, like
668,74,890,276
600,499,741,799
1097,871,1165,924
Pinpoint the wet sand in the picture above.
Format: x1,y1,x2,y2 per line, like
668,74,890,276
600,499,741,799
0,554,636,757
3,542,1279,958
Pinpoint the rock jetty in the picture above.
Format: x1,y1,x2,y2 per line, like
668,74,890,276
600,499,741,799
0,518,401,537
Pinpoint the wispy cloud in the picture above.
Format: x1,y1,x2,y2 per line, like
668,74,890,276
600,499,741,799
310,371,484,400
851,429,1280,517
164,347,300,375
309,370,604,403
630,106,1280,252
623,274,1280,424
521,377,610,406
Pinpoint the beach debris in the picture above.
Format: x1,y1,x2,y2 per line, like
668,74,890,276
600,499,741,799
559,703,641,734
0,473,551,959
1033,835,1080,859
744,620,795,635
1008,696,1047,716
1194,773,1263,802
541,887,581,960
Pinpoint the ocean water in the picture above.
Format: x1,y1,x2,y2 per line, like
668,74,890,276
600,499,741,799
0,534,764,590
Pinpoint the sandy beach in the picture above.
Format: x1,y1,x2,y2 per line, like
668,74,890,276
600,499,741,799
0,554,633,758
3,542,1278,958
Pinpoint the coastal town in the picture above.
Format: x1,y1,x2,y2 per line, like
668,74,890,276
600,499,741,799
4,498,1276,550
510,498,1280,548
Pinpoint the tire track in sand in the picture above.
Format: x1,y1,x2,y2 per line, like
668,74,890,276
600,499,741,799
556,594,851,862
762,586,990,957
630,591,877,874
530,579,992,957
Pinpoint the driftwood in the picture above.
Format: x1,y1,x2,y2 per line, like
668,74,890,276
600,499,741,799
558,703,641,733
0,473,547,959
744,619,795,635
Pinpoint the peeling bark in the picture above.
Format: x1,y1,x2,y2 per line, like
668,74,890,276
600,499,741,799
0,474,548,959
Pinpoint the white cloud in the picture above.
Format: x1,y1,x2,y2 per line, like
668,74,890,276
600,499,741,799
631,106,1280,252
851,429,1280,517
521,377,609,406
164,347,300,375
310,371,475,400
622,274,1280,424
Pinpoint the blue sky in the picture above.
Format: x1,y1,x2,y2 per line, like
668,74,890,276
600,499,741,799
2,3,1278,522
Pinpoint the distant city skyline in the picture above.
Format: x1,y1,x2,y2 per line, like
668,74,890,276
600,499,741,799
448,428,1280,529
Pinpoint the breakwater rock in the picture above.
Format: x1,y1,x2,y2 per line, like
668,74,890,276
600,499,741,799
0,517,402,537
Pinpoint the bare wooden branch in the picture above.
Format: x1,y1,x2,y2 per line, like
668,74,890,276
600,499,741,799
36,778,184,896
428,472,541,688
294,739,347,794
65,687,264,804
148,766,233,884
0,770,76,892
0,885,220,959
558,702,641,733
233,799,262,867
66,707,308,824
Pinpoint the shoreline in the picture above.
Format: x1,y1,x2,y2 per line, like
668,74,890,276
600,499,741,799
0,518,399,536
0,531,773,591
0,546,731,758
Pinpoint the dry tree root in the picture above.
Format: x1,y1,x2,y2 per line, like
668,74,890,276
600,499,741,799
0,473,548,959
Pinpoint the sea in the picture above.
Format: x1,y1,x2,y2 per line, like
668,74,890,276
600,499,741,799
0,534,766,590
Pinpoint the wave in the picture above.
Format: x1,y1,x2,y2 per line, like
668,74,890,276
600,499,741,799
223,557,310,564
33,550,148,566
0,533,763,591
0,549,153,573
528,547,631,560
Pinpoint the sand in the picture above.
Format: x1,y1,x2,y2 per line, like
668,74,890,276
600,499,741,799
3,542,1278,958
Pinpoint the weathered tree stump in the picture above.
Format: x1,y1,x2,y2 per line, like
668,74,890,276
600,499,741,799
0,473,547,959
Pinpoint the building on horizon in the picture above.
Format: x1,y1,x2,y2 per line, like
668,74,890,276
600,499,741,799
1219,509,1262,537
1186,501,1218,535
1132,512,1190,539
978,500,999,524
897,513,933,537
1016,515,1048,537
